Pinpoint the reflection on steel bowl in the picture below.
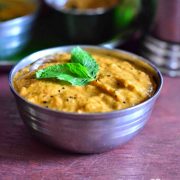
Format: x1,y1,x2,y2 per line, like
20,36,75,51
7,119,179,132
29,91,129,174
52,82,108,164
9,46,163,153
0,0,38,59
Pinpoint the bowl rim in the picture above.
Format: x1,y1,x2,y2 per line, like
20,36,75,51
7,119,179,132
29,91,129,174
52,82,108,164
9,45,163,117
45,0,118,15
0,0,39,27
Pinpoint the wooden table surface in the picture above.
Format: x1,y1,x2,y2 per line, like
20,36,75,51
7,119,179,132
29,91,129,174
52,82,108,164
0,72,180,180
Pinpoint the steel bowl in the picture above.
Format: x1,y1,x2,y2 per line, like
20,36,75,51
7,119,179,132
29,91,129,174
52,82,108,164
0,0,39,59
9,46,163,154
44,0,142,45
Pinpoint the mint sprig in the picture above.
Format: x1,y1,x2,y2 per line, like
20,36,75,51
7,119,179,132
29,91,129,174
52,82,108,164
36,47,99,86
71,47,99,78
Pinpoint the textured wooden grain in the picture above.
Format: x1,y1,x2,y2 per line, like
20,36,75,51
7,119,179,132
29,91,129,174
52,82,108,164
0,73,180,180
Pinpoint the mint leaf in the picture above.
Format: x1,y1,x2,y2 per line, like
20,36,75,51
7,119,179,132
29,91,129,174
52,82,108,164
36,47,99,86
71,47,99,78
36,63,92,86
56,74,91,86
36,63,91,78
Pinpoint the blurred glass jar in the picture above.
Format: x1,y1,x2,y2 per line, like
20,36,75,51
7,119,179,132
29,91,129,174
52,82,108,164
44,0,156,46
0,0,39,60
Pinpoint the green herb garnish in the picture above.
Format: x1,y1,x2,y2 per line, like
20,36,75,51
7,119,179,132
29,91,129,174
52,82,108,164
70,47,99,78
36,47,99,86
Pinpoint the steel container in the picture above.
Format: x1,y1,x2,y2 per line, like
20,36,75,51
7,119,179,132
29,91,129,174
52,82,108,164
0,0,39,59
141,0,180,76
9,46,163,154
44,0,143,46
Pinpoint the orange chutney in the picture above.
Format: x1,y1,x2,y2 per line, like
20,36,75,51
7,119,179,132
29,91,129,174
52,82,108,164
13,52,156,113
